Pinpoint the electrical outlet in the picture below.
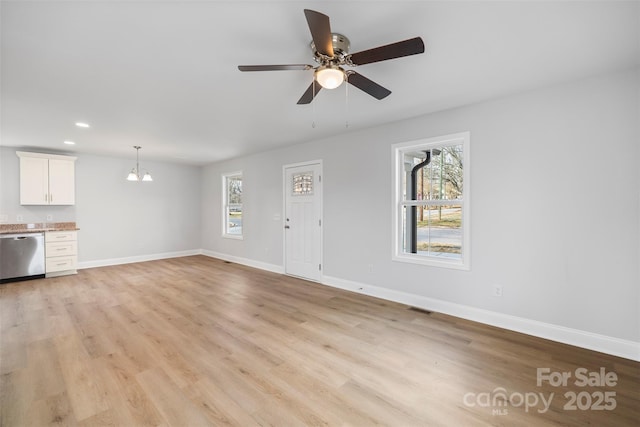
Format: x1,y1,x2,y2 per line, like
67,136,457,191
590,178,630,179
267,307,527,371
16,215,24,222
493,285,503,297
0,214,7,223
368,264,374,273
46,214,53,221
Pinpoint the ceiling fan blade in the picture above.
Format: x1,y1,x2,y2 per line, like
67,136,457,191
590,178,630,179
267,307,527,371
348,37,425,66
297,81,322,104
346,72,391,100
304,9,334,57
238,64,312,72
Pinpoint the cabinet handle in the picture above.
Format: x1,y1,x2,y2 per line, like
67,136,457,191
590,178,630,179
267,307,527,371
45,193,48,202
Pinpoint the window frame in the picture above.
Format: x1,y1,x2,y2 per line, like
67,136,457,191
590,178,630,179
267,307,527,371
392,132,470,270
222,171,243,240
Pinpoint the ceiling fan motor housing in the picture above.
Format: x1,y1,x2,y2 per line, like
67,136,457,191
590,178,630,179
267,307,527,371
311,33,351,62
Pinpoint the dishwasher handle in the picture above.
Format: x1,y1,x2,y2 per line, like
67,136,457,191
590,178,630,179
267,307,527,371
1,233,45,240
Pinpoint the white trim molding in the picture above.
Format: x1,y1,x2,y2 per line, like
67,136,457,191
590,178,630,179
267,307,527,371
202,250,285,274
282,159,324,282
391,132,471,270
222,170,243,240
77,249,201,269
17,150,77,161
322,275,640,362
78,249,285,276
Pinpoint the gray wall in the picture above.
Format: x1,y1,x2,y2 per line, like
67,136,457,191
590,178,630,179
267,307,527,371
201,67,639,344
0,147,202,263
75,153,202,263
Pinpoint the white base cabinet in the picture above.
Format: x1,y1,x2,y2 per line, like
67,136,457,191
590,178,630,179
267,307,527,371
45,231,78,277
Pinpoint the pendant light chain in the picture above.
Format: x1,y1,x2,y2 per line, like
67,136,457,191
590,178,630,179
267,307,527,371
135,145,140,175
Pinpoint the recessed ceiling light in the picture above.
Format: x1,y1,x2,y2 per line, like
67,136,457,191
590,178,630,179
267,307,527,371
75,122,90,128
64,140,76,145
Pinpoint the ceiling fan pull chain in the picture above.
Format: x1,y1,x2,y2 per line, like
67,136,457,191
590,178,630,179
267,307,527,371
345,73,349,128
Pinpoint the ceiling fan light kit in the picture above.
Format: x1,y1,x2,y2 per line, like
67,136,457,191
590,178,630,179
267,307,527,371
238,9,425,104
315,65,345,89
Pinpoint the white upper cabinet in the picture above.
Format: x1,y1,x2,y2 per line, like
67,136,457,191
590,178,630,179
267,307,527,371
48,158,76,205
17,151,77,205
19,156,49,205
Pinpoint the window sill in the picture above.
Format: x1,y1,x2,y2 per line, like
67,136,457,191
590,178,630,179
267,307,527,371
392,253,469,271
222,234,243,240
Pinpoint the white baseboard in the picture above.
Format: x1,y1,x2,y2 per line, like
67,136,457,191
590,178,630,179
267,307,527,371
201,250,285,274
77,249,201,269
322,275,640,362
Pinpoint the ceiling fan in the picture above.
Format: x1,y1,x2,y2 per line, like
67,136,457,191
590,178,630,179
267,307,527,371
238,9,425,104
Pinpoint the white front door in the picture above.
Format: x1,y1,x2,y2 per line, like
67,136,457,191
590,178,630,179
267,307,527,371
284,161,322,281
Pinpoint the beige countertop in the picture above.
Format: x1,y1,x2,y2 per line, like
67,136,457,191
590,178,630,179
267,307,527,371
0,222,79,234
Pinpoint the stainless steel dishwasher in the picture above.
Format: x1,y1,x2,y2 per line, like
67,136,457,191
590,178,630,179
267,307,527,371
0,232,45,282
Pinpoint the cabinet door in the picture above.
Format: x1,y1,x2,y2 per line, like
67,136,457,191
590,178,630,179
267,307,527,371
20,156,49,205
48,159,75,205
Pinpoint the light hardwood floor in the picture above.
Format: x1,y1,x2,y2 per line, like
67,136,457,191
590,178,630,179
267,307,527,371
1,255,638,426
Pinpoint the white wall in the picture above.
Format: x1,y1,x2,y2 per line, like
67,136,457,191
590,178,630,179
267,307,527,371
201,68,639,350
0,147,202,264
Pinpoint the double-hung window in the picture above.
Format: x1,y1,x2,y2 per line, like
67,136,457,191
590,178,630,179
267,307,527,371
392,132,470,269
222,172,243,239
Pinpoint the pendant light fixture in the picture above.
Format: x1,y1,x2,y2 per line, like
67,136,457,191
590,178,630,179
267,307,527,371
126,146,153,182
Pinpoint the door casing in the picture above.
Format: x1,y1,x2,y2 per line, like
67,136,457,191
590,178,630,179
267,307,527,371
283,160,323,281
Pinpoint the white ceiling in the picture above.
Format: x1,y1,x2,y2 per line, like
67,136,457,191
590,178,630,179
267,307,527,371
1,1,638,165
